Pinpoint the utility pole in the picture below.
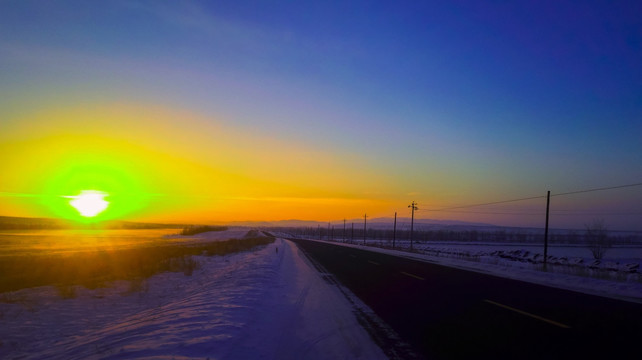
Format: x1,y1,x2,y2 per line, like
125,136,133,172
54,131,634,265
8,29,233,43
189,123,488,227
343,219,346,242
318,224,321,240
328,222,331,240
331,225,334,241
351,223,354,243
544,191,550,269
409,201,418,251
393,211,397,249
363,214,368,245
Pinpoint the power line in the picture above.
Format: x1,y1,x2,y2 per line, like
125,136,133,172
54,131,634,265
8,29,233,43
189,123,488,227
420,181,642,213
549,211,642,216
432,210,542,215
550,182,642,197
430,209,642,216
550,209,642,214
420,195,546,212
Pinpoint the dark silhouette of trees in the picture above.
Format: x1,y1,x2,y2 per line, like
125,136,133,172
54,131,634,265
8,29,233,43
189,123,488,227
585,219,612,260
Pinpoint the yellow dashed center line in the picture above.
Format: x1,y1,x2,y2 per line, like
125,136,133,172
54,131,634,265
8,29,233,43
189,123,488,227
400,271,425,280
484,299,571,329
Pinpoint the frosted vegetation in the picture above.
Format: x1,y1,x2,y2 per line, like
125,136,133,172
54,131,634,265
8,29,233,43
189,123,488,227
179,225,229,236
0,229,271,295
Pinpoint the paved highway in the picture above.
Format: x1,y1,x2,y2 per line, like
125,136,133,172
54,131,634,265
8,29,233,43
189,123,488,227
288,238,642,359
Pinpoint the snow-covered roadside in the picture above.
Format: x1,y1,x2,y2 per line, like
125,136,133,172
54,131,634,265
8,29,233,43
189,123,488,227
278,235,642,304
0,237,387,359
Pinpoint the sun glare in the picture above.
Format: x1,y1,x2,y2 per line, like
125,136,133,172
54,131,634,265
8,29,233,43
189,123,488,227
66,190,109,217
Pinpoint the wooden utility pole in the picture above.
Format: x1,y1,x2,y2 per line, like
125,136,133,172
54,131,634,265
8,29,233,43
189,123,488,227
544,191,550,268
363,214,367,245
409,201,418,251
343,219,346,242
393,211,397,249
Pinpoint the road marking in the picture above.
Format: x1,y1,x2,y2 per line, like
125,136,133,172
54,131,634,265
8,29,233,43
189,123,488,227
400,271,425,281
484,299,571,329
368,260,380,265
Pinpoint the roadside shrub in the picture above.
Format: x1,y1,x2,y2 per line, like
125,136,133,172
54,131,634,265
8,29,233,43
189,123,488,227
585,219,612,260
56,284,76,299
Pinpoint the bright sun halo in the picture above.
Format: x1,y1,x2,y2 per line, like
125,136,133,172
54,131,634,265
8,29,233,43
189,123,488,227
66,190,109,217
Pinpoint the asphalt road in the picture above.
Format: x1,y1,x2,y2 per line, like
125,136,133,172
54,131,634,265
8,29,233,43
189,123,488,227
288,238,642,359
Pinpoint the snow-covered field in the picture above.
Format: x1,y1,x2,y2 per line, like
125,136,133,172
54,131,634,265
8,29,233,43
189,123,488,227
4,228,640,359
163,228,252,243
0,230,387,359
0,227,251,256
282,235,642,304
0,229,179,256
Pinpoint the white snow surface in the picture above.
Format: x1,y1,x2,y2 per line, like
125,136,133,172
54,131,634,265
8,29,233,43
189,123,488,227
0,235,387,359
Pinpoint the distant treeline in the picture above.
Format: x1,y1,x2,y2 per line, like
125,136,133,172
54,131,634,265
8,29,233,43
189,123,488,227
180,225,229,236
0,216,185,230
270,226,642,245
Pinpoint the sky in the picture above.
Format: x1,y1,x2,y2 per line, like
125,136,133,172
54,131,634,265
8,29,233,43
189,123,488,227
1,0,641,230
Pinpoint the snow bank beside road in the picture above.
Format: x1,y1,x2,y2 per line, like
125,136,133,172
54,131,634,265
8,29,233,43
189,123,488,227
281,236,642,304
0,237,386,359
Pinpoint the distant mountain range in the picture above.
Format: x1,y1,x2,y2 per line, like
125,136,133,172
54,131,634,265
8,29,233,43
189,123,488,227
224,217,498,230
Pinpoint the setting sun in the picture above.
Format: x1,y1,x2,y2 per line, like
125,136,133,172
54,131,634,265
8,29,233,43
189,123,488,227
66,190,109,217
1,2,641,359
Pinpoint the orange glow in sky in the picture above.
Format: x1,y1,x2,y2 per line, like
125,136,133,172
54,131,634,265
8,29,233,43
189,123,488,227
2,1,640,230
1,102,640,230
0,103,404,223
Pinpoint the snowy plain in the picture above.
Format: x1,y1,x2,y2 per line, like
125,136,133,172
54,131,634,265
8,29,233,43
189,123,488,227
0,230,388,359
3,228,641,359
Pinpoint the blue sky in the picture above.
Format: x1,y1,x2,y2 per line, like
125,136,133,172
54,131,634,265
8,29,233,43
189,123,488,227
1,1,641,229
